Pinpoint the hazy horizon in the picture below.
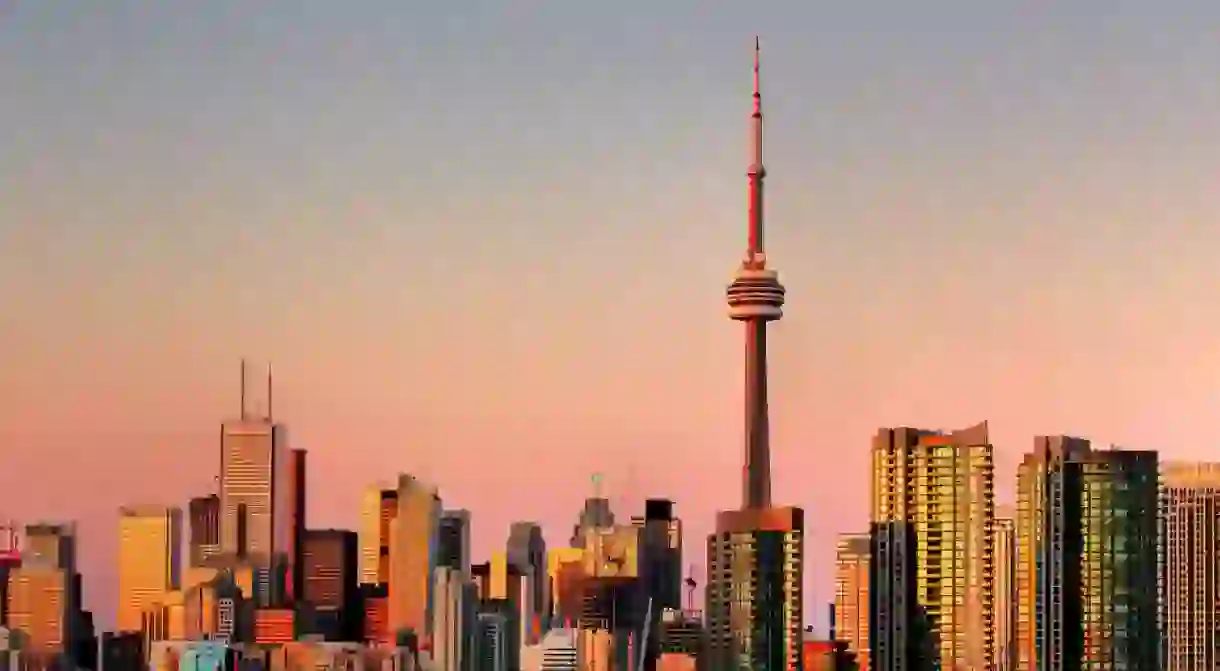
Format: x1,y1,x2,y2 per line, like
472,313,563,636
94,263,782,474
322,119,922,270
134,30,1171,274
4,1,1220,630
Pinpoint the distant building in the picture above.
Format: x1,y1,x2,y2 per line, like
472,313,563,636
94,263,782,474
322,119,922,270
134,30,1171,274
833,533,869,671
506,522,547,637
1016,437,1159,670
569,498,614,549
475,611,510,671
387,474,441,639
431,567,475,671
361,583,390,647
1162,462,1220,671
219,401,295,608
359,484,400,588
437,510,471,577
253,607,294,645
538,627,578,671
301,529,358,641
992,507,1016,671
188,495,222,568
117,505,183,633
6,522,78,667
100,630,144,671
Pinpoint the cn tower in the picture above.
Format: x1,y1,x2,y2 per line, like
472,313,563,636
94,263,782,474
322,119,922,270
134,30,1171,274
726,36,785,510
706,39,804,671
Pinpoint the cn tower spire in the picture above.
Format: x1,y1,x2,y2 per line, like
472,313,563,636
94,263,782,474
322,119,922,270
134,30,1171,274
726,37,785,510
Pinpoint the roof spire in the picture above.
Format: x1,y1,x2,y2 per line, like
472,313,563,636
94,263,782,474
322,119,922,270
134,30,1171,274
753,36,761,117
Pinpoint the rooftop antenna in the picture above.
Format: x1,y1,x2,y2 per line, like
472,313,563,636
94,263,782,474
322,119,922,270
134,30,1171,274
266,361,274,421
240,358,248,420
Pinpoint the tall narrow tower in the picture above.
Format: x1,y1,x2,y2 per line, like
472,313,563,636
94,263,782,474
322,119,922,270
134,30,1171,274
727,36,786,510
706,39,804,671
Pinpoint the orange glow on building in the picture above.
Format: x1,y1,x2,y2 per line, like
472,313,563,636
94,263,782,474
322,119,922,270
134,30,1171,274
253,607,295,644
363,588,390,647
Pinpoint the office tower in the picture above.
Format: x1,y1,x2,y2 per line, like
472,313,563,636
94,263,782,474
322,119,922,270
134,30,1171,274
992,506,1016,671
358,483,398,585
387,474,441,638
1159,462,1220,671
219,362,294,606
632,500,683,611
188,495,221,567
116,505,183,633
288,448,307,603
570,497,615,548
0,522,17,629
6,523,77,666
834,533,870,671
476,611,510,671
507,522,547,634
438,510,472,576
705,40,804,671
869,422,994,671
1016,437,1159,670
432,566,475,671
301,529,358,640
361,583,390,646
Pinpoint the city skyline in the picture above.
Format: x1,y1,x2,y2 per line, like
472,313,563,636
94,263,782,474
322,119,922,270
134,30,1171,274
6,1,1220,637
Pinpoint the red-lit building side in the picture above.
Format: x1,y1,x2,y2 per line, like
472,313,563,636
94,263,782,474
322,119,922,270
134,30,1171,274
254,608,295,645
361,584,390,647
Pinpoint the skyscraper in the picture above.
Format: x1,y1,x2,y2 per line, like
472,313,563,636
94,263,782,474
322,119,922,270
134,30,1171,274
992,506,1016,671
301,529,359,640
1016,437,1159,670
188,495,221,568
219,361,294,606
507,522,547,637
705,39,804,671
1159,462,1220,671
358,483,398,586
438,510,472,577
869,422,994,671
387,473,441,639
116,505,183,633
833,534,870,671
6,523,78,667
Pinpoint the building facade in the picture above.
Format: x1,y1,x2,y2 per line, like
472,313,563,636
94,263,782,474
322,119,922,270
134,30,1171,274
1016,437,1159,670
116,505,183,633
992,507,1016,671
870,422,995,671
1160,461,1220,671
833,533,870,671
387,474,441,638
358,484,398,586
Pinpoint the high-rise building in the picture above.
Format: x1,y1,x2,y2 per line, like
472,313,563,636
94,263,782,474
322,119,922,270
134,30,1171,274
570,497,615,549
358,483,398,586
387,474,440,638
1016,437,1159,670
992,506,1016,671
833,533,869,671
288,448,307,603
219,362,293,606
6,523,78,666
1159,462,1220,671
704,39,804,671
301,529,358,640
432,566,476,671
188,495,221,567
870,422,994,671
116,505,183,633
507,521,547,635
632,500,683,669
438,510,472,576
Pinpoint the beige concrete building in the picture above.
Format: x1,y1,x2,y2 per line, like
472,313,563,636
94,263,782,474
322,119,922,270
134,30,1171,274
117,505,183,633
1162,462,1220,671
992,506,1016,671
388,474,441,637
833,533,870,671
870,422,995,671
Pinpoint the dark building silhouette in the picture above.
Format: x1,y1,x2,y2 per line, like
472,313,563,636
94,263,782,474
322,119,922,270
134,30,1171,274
188,495,221,567
633,499,683,668
100,631,144,671
870,520,933,671
301,529,358,641
506,522,546,631
437,510,471,574
288,449,307,604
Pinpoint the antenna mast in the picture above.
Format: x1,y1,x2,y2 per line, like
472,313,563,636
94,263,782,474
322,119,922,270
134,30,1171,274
240,358,248,420
266,362,274,421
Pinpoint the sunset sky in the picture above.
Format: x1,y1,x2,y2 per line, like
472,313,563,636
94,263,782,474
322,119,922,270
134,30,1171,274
3,1,1220,629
